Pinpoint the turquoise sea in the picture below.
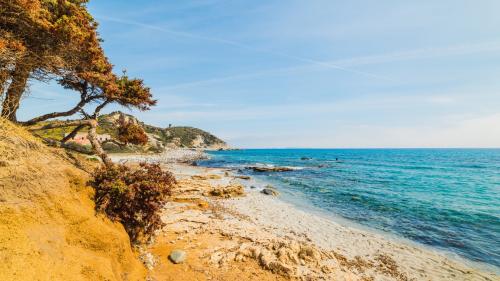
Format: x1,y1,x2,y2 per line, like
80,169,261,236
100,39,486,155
198,149,500,269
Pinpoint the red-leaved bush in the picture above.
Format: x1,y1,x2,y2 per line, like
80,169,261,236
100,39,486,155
117,122,149,146
90,163,175,243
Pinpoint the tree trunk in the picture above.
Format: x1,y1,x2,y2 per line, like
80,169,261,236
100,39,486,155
0,70,8,97
1,65,30,121
87,119,113,167
30,119,114,167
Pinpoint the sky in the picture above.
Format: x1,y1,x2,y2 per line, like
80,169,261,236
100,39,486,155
17,0,500,148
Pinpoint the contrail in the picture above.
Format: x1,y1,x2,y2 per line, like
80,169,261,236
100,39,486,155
157,41,500,91
97,16,393,81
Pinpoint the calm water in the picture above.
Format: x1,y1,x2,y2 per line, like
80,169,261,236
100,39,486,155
198,149,500,268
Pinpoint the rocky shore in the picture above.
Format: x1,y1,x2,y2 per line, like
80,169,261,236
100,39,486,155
111,152,498,281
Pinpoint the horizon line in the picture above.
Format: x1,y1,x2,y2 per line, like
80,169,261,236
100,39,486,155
216,147,500,150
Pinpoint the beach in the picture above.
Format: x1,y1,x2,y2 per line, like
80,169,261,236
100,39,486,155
111,150,498,281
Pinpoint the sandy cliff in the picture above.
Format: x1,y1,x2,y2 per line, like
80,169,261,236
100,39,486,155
0,119,146,281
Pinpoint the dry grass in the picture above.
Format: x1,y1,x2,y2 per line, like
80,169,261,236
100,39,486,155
0,118,146,280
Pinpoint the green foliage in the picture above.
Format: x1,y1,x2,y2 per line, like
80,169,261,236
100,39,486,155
35,124,80,140
145,125,225,148
90,163,176,243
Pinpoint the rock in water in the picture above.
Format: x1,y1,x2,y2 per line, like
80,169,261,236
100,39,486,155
261,188,279,196
248,166,294,172
169,250,187,264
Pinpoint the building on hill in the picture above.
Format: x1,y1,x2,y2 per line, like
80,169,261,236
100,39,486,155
66,133,111,145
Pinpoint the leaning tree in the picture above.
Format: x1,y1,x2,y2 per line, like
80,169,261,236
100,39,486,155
0,0,108,121
29,70,156,166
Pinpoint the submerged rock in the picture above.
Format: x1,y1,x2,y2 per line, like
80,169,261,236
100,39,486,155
300,157,312,160
248,166,294,172
169,250,187,264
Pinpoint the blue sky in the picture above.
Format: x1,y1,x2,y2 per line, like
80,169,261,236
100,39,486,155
18,0,500,148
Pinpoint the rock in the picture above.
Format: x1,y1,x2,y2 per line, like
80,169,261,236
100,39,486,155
235,175,251,180
300,157,312,160
191,174,221,180
250,185,257,189
261,188,279,196
169,250,187,264
206,183,245,198
247,166,294,172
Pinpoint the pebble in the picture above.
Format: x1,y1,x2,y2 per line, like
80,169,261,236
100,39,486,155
169,250,187,264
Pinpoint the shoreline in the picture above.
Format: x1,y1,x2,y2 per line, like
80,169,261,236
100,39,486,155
111,151,498,280
248,175,499,276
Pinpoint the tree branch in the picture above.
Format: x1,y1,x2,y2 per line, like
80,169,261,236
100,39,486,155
61,124,86,143
93,99,110,118
33,134,93,155
29,119,94,131
21,95,102,126
29,118,113,167
102,139,126,147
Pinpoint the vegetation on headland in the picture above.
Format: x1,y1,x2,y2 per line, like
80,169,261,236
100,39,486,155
34,111,229,153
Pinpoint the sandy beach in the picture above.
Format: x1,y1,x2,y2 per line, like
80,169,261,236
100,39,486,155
111,151,498,281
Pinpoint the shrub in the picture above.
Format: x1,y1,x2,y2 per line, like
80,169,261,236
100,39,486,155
90,163,176,243
117,122,148,146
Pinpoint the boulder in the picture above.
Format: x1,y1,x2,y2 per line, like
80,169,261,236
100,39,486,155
169,250,187,264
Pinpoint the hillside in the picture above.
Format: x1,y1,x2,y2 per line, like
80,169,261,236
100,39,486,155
34,112,229,153
101,112,229,152
0,119,146,280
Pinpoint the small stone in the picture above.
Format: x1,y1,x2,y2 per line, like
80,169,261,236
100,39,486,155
261,188,279,196
169,250,187,264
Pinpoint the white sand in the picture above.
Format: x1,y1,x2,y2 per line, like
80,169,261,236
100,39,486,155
112,152,499,281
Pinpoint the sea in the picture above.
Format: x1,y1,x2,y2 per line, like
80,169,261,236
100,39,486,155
197,148,500,269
